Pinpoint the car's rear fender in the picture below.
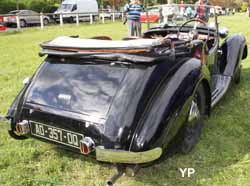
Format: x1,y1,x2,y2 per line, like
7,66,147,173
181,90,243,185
129,58,211,152
6,62,45,136
220,33,247,77
5,81,33,140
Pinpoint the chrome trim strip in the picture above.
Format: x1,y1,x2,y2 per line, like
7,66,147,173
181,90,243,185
96,146,162,164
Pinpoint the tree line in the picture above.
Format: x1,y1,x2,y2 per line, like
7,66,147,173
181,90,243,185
0,0,248,14
0,0,61,13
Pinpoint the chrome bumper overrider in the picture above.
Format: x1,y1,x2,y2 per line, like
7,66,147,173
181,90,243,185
15,120,30,135
96,146,162,164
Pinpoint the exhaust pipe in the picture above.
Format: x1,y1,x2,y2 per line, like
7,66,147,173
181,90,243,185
15,120,30,135
107,164,126,186
80,137,95,155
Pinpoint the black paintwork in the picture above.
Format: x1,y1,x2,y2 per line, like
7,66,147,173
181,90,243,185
6,18,248,161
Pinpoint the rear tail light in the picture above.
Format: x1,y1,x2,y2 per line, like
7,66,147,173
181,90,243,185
10,16,16,20
80,137,95,155
16,120,30,135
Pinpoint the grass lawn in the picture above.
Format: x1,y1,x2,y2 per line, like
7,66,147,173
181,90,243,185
0,14,250,186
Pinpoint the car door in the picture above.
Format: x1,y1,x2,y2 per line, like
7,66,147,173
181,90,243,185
149,8,160,23
19,10,30,24
29,10,40,24
206,31,219,73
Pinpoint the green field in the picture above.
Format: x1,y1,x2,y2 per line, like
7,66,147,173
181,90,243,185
0,14,250,186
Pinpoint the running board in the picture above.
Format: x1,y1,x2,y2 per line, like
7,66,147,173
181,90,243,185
211,75,232,108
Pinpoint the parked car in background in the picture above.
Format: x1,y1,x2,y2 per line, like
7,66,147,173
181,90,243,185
0,16,5,31
140,7,160,23
53,0,98,22
162,4,179,23
4,10,50,27
99,9,122,19
99,9,112,19
113,10,122,19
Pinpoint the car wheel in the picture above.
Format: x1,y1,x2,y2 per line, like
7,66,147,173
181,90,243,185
179,84,206,154
93,16,97,21
20,19,26,27
69,17,74,23
234,66,241,84
43,18,49,25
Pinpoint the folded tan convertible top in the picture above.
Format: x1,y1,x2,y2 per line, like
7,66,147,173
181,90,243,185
40,36,164,54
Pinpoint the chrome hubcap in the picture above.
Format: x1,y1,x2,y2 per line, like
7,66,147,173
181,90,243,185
188,100,200,123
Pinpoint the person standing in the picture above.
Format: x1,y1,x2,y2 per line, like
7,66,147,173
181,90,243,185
180,0,185,16
195,0,205,21
185,6,193,19
124,0,144,37
204,0,210,21
232,8,235,15
247,7,250,17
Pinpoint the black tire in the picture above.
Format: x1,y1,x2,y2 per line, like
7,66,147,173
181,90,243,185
20,19,26,27
234,66,241,84
43,18,49,25
179,84,206,154
69,17,74,23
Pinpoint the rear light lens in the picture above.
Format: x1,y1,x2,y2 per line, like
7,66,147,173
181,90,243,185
80,137,95,155
15,120,30,135
81,143,90,154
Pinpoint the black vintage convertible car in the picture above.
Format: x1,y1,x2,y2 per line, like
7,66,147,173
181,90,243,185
2,4,248,185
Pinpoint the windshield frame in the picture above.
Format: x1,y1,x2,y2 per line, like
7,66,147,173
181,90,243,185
58,4,74,11
8,10,21,14
146,3,219,33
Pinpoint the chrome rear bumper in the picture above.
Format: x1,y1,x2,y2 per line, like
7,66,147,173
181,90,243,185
1,117,163,164
96,146,162,164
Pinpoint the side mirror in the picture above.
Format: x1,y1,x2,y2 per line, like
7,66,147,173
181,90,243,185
219,27,229,38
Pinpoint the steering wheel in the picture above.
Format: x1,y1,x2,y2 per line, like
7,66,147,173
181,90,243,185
177,18,210,43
